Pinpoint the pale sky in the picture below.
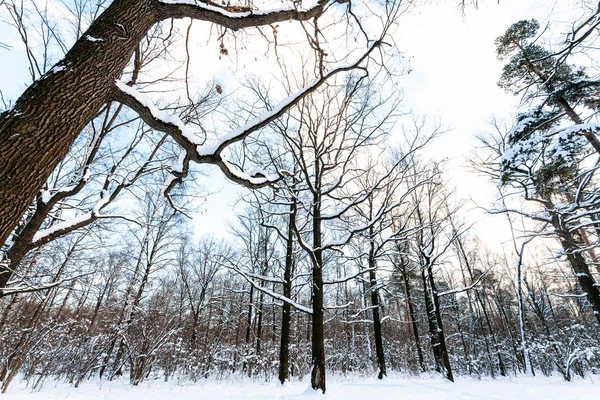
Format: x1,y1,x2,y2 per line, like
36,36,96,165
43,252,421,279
191,0,594,249
0,0,594,250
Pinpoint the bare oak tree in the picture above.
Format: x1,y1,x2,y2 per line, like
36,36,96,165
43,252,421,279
0,0,399,249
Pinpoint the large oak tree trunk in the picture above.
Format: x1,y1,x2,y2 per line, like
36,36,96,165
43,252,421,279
0,0,158,248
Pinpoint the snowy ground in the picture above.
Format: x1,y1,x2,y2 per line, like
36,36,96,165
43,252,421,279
3,374,598,399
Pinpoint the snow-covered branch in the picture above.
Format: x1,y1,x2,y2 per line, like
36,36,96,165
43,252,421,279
2,271,94,297
223,263,312,314
158,0,336,30
112,40,382,191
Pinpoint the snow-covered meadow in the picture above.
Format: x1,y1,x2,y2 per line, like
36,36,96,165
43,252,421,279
3,374,598,400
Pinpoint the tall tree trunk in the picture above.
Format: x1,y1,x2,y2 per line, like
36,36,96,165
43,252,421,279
361,279,372,362
278,198,296,384
245,285,254,344
399,254,426,372
272,282,277,344
551,212,600,326
368,226,386,379
255,291,264,355
243,284,254,374
427,263,453,382
421,265,443,373
310,190,326,393
421,253,453,382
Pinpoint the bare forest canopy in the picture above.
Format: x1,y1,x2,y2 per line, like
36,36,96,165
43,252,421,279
1,0,600,394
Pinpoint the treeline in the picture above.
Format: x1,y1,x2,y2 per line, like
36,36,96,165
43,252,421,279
0,159,599,392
